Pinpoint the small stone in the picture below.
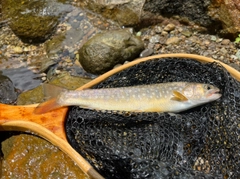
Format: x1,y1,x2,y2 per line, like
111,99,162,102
154,26,162,33
212,55,218,59
203,40,210,45
149,35,160,43
13,46,23,54
230,55,238,60
165,37,180,45
164,23,176,32
221,39,230,45
23,47,30,52
161,31,168,36
65,58,72,63
181,30,192,37
41,76,47,81
55,69,61,74
220,47,228,54
210,35,217,41
136,31,141,36
216,38,223,43
140,48,153,57
235,49,240,59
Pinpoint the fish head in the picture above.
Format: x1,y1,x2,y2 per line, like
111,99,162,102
182,83,221,103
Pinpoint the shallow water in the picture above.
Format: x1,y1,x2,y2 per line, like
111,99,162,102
1,67,41,91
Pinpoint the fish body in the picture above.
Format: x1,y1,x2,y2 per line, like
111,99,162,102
34,82,221,114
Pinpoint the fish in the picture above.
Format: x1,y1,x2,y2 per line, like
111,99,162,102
34,82,221,114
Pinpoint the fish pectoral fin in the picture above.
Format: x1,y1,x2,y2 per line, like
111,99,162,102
171,90,188,101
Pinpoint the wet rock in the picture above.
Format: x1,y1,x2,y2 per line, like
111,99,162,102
78,29,144,75
17,85,43,105
1,134,88,178
80,0,145,26
2,0,72,43
0,73,18,104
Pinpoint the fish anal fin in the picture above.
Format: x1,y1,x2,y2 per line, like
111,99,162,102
34,98,62,114
171,90,188,101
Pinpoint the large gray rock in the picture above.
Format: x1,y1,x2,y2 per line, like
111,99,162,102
78,29,144,75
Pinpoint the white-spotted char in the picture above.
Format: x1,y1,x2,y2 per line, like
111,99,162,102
34,82,221,114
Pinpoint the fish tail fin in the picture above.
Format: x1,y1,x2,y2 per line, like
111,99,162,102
34,97,63,114
34,83,68,114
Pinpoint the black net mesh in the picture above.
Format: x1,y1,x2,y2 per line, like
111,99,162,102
65,58,240,179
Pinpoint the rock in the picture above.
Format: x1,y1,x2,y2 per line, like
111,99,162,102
0,73,18,104
163,23,176,32
2,0,72,43
165,37,180,45
208,0,240,37
80,0,145,26
142,0,240,38
17,85,43,105
1,134,88,178
78,29,144,75
143,0,212,27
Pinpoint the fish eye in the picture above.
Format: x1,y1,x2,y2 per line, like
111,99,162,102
205,85,212,90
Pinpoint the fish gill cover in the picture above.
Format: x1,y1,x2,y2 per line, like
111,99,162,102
65,58,240,179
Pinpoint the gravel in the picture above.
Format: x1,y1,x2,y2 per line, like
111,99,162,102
140,23,240,71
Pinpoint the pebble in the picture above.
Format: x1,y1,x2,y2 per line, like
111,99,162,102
140,23,240,71
154,26,162,34
149,35,160,43
13,46,23,54
161,31,168,36
41,76,47,81
140,48,154,57
203,40,210,45
221,39,230,45
165,37,180,45
163,23,176,32
235,50,240,59
210,35,217,41
220,47,228,54
181,30,192,37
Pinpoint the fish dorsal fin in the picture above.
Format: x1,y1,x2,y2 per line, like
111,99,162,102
171,90,188,101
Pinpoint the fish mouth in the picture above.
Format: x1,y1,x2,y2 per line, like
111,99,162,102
207,88,221,99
